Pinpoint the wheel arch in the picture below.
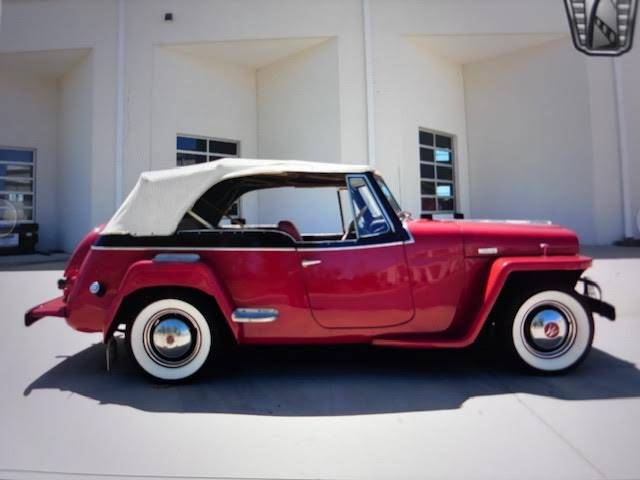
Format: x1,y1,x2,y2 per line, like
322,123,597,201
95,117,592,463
463,255,592,346
102,260,239,344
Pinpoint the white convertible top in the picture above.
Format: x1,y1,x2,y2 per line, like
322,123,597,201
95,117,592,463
102,158,373,236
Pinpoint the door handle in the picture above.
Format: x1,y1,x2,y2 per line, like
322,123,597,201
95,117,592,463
301,259,322,268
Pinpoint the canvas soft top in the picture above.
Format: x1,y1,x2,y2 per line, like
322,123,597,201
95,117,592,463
102,158,374,236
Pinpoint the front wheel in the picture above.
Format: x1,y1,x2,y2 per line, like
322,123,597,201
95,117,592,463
128,298,213,381
500,289,594,373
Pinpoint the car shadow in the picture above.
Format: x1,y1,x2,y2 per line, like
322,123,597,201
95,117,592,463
24,339,640,416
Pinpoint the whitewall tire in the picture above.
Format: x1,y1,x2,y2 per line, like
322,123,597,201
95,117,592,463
129,298,212,381
505,290,593,373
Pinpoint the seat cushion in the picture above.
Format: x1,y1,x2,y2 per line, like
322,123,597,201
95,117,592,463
277,220,302,241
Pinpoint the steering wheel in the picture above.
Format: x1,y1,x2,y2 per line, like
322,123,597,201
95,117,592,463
341,205,369,241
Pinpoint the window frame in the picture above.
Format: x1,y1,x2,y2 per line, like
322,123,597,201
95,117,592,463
175,171,409,249
345,174,395,240
0,145,37,225
418,128,456,217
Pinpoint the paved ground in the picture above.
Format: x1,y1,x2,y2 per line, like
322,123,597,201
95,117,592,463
1,247,639,480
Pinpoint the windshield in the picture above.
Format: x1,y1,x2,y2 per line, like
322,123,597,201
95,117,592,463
375,175,402,216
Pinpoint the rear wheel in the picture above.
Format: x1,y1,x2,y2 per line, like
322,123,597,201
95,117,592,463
128,297,214,381
499,289,593,373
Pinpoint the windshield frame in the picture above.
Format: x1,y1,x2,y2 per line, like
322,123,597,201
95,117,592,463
374,174,403,216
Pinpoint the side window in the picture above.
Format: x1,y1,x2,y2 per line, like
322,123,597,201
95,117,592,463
244,186,345,235
347,176,391,238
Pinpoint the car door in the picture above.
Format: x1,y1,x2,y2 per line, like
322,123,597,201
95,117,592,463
298,174,414,329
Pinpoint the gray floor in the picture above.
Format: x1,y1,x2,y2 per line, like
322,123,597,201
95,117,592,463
1,248,639,480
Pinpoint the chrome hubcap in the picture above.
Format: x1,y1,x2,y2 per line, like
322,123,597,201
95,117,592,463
521,301,577,359
143,309,201,368
153,318,193,359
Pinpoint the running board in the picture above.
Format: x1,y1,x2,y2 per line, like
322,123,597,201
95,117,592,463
232,308,279,323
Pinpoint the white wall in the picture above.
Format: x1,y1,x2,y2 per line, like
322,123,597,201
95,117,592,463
618,47,640,238
1,0,638,246
59,53,93,251
464,39,598,243
255,39,342,232
373,34,470,217
257,39,340,163
0,73,59,249
123,0,367,195
0,0,118,251
151,48,258,170
585,57,625,244
255,187,344,234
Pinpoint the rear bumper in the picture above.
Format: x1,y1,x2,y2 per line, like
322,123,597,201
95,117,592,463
25,296,67,326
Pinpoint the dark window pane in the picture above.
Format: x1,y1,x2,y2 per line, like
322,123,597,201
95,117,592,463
0,207,33,221
209,155,224,161
421,181,435,195
420,163,435,179
435,135,452,149
437,197,454,211
177,136,207,152
436,184,453,197
437,165,453,181
421,197,436,212
420,147,434,162
419,131,434,146
0,164,33,177
0,149,33,163
0,193,33,208
0,177,33,192
435,149,452,163
177,153,207,166
209,140,237,155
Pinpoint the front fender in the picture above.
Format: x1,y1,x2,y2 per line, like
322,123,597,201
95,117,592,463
462,255,593,347
103,259,237,341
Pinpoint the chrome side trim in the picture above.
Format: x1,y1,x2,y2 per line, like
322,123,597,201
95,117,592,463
456,219,553,225
478,247,498,255
232,308,279,323
92,242,407,253
153,253,201,263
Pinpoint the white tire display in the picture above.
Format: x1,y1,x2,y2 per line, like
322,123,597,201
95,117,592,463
510,290,592,372
129,298,212,381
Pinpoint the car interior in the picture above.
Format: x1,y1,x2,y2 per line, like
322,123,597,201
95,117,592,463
177,172,394,243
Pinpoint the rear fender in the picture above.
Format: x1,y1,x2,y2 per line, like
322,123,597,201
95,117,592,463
103,259,237,341
463,255,593,346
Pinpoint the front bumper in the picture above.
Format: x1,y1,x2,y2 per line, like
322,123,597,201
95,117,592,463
25,296,67,326
578,277,616,321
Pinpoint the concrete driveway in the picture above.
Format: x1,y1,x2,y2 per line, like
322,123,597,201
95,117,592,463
1,247,639,480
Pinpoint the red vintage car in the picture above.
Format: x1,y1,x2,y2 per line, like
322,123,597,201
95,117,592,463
26,159,615,380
